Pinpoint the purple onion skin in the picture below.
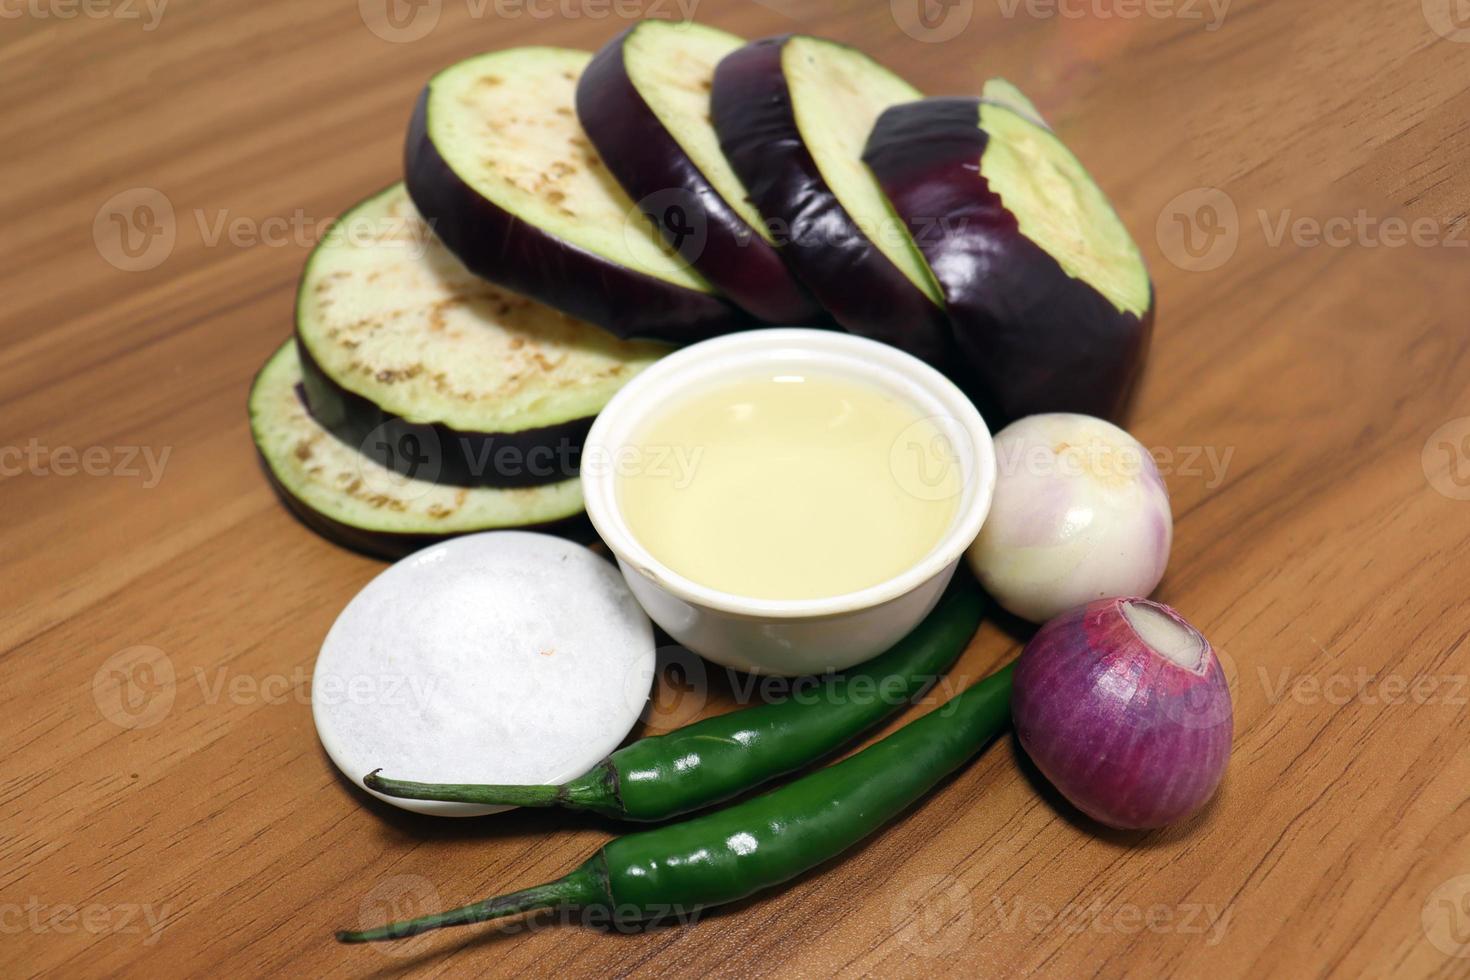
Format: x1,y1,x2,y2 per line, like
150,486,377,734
576,28,823,325
404,89,751,344
1012,598,1231,830
711,37,952,365
863,97,1153,425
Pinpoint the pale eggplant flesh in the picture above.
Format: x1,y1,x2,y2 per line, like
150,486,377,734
865,96,1154,423
711,36,952,366
295,184,665,489
251,341,589,560
404,48,752,344
577,23,822,325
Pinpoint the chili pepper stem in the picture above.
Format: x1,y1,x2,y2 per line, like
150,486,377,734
362,763,620,813
364,769,561,807
336,858,609,944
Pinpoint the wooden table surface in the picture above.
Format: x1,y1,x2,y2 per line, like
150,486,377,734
6,0,1470,976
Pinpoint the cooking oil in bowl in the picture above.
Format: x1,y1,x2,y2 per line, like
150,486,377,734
616,370,961,601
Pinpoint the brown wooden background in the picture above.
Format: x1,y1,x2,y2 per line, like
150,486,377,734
5,0,1470,976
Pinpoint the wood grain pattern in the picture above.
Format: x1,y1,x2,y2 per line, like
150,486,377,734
4,0,1470,976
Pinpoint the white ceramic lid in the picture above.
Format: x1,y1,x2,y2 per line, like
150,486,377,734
312,532,656,816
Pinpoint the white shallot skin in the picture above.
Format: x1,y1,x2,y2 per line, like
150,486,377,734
966,413,1172,623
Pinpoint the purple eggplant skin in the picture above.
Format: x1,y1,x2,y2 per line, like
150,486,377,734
295,338,588,489
403,89,751,345
864,97,1154,425
576,28,823,325
710,37,952,366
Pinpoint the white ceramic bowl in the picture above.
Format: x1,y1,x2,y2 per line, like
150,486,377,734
581,328,995,676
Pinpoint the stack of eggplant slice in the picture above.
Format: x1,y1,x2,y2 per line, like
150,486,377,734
251,21,1154,558
250,183,667,559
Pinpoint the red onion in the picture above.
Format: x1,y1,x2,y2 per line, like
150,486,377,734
1012,598,1232,830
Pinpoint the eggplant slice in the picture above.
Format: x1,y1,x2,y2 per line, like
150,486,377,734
296,184,665,487
250,341,585,560
712,35,950,365
979,77,1048,129
405,46,750,343
865,97,1153,423
577,21,821,324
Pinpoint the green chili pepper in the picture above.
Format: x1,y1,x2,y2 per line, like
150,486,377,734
337,661,1013,943
363,578,985,821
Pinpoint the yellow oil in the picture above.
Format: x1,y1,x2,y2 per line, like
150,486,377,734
617,371,961,600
